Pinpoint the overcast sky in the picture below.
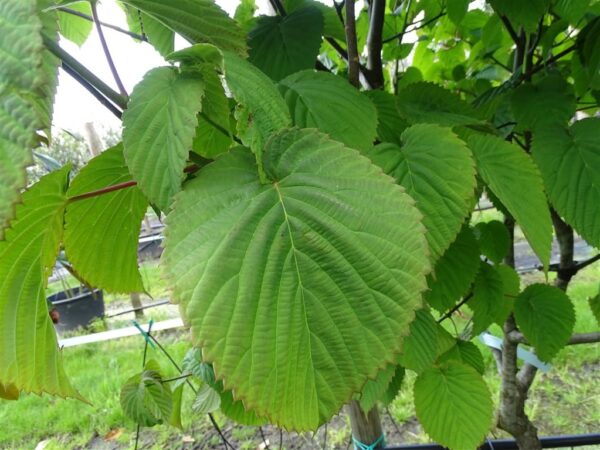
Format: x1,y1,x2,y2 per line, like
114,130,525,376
52,0,271,136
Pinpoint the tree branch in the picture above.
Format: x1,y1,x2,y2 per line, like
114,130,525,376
382,11,445,43
57,6,147,41
551,209,575,290
43,34,128,110
67,164,199,203
345,0,360,87
523,44,577,80
365,0,385,88
499,15,520,46
437,293,473,323
508,331,600,346
91,1,128,96
60,63,123,119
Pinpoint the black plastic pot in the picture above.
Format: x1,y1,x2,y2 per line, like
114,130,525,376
47,287,104,332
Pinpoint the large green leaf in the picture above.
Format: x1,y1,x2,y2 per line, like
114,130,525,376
473,220,510,264
0,167,81,399
425,226,480,313
284,0,345,40
248,7,323,81
58,2,93,47
120,360,173,427
120,0,247,56
488,0,550,33
414,361,493,450
589,289,600,326
468,135,552,269
469,262,505,335
396,82,482,127
278,71,378,151
514,284,575,362
532,118,600,247
64,145,148,293
510,75,576,132
123,67,204,211
162,128,429,430
364,90,408,146
0,0,45,236
223,51,291,154
367,125,476,263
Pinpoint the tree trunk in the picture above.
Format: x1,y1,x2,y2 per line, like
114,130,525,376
551,209,575,291
130,292,145,320
497,317,543,450
347,400,385,449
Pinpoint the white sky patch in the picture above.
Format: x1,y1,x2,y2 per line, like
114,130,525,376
52,0,272,135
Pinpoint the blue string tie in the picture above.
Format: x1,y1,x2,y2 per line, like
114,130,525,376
132,319,155,349
352,434,385,450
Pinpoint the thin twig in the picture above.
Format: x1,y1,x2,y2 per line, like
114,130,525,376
345,0,360,87
437,293,473,323
67,164,199,203
91,1,128,96
382,11,445,43
259,427,270,449
161,373,192,384
57,6,147,41
524,44,577,79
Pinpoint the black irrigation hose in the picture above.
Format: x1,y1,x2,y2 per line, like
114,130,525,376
385,434,600,450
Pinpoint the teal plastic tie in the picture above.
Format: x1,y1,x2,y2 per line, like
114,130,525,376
132,319,155,349
352,434,385,450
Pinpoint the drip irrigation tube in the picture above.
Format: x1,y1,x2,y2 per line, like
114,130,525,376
385,434,600,450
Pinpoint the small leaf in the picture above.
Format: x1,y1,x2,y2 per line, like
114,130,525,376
278,71,378,151
447,0,470,25
469,262,505,335
414,361,493,450
162,127,430,430
58,2,93,46
532,118,600,248
514,284,576,362
396,82,482,127
473,220,510,264
358,363,397,412
439,340,485,374
169,384,184,429
248,7,324,81
367,125,476,262
381,366,405,406
468,134,552,269
120,0,247,56
123,67,204,211
426,226,481,313
398,310,438,373
223,51,291,153
120,360,173,427
65,145,148,293
122,5,175,57
192,384,221,414
182,348,215,385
